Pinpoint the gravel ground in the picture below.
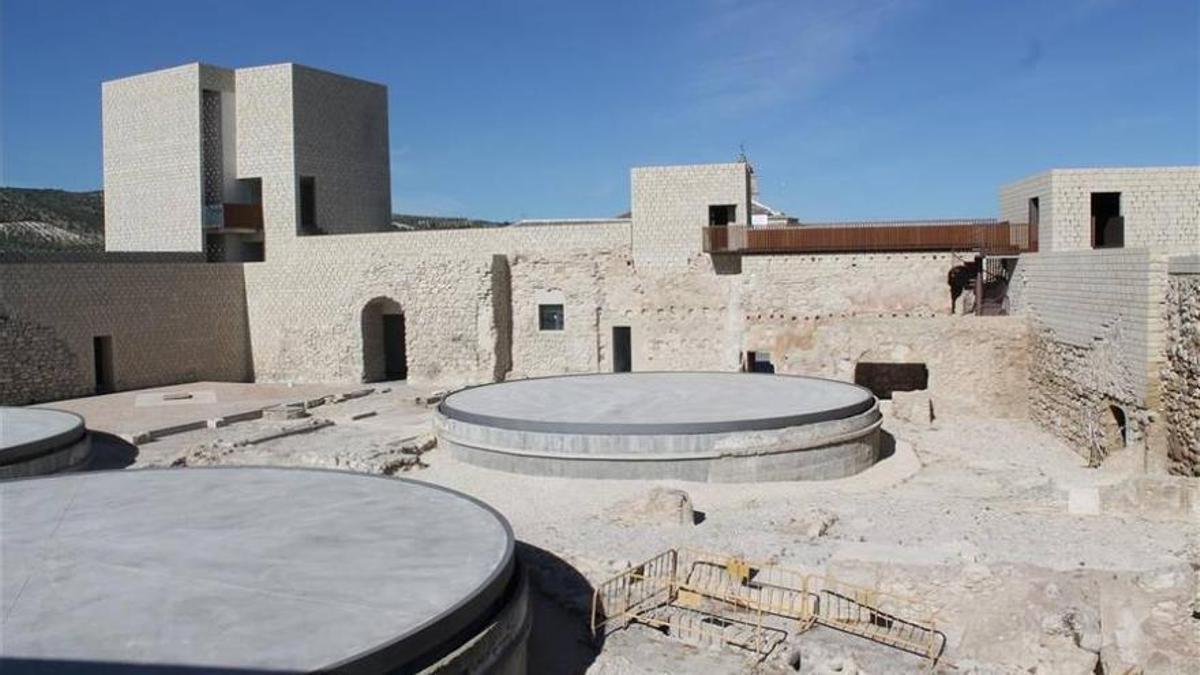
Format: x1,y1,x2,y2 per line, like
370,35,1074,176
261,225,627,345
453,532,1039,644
116,387,1198,674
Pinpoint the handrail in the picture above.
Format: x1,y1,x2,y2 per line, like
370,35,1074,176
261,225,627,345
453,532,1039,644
703,221,1037,255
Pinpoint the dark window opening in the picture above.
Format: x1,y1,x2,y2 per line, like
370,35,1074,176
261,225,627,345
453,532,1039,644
743,350,775,373
1091,192,1122,249
539,304,564,331
613,326,632,372
299,176,317,231
93,335,114,395
1028,196,1039,227
709,204,737,226
854,362,928,399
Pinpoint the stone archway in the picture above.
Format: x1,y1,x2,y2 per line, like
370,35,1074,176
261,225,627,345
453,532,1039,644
361,297,406,382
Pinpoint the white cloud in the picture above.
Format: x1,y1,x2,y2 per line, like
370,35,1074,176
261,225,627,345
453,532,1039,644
684,0,918,114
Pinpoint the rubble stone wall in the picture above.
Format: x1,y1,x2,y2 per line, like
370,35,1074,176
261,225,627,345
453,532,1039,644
243,222,629,388
0,262,250,405
1010,249,1169,460
1163,256,1200,476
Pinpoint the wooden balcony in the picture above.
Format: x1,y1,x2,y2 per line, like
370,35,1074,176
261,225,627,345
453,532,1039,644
702,220,1038,256
222,203,263,231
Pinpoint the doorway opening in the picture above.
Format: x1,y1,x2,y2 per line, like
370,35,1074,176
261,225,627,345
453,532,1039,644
93,335,114,394
743,351,775,374
853,362,928,399
613,326,631,372
361,298,407,382
1091,192,1122,249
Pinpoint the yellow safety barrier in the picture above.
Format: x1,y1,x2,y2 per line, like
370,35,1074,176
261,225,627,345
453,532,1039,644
591,548,946,665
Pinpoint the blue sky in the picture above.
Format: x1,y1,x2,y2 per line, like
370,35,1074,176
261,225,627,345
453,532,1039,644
1,0,1196,221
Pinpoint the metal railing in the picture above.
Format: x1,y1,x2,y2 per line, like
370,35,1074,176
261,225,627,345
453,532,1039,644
591,548,946,665
222,203,264,230
703,220,1037,255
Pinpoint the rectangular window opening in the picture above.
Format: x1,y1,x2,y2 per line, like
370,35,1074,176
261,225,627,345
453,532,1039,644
299,176,317,231
1028,196,1039,227
538,304,564,331
854,362,928,399
708,204,737,227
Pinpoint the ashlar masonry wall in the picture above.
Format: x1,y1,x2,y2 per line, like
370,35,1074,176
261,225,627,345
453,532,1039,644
0,261,250,405
1000,168,1200,253
1009,248,1169,461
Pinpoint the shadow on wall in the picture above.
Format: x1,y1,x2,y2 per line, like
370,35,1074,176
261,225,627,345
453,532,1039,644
517,542,604,674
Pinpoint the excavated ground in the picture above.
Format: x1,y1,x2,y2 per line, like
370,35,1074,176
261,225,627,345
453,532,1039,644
70,384,1199,674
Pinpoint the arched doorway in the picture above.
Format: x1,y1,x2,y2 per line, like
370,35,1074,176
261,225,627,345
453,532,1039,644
361,297,407,382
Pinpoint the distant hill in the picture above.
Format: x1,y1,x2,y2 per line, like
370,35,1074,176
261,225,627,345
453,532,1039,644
0,187,105,252
0,187,505,252
391,214,507,230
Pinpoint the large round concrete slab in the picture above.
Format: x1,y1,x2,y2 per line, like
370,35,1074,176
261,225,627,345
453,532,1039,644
0,468,517,673
436,373,882,482
0,407,90,478
440,372,875,434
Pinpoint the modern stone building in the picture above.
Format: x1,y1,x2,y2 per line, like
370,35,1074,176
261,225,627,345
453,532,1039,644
3,62,1198,476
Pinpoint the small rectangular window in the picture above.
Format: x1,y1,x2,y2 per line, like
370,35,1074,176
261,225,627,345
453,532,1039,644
709,204,736,226
538,304,564,331
299,176,317,230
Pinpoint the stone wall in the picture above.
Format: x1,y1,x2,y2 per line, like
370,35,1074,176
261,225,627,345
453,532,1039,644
103,64,211,253
0,262,250,405
1010,249,1169,461
507,248,1003,416
1162,256,1200,476
292,65,392,235
999,168,1200,253
631,163,750,269
244,222,629,388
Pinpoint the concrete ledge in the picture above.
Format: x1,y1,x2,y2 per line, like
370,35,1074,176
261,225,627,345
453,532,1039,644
436,405,882,482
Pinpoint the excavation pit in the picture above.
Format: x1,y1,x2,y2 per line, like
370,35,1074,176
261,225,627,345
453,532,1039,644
0,468,529,674
436,372,882,482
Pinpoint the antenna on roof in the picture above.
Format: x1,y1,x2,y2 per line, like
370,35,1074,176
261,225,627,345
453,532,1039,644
737,143,749,164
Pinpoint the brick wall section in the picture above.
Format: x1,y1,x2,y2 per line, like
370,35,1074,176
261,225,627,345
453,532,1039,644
292,65,392,235
0,262,250,405
999,168,1200,253
235,65,298,249
998,171,1053,246
1163,255,1200,476
103,64,209,252
631,163,750,269
1010,249,1169,459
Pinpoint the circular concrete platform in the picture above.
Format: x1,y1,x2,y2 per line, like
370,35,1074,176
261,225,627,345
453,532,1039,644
436,373,882,482
0,468,529,674
0,407,91,479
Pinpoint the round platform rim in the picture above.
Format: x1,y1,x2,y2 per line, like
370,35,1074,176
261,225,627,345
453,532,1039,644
0,466,517,674
438,371,877,435
0,407,87,464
